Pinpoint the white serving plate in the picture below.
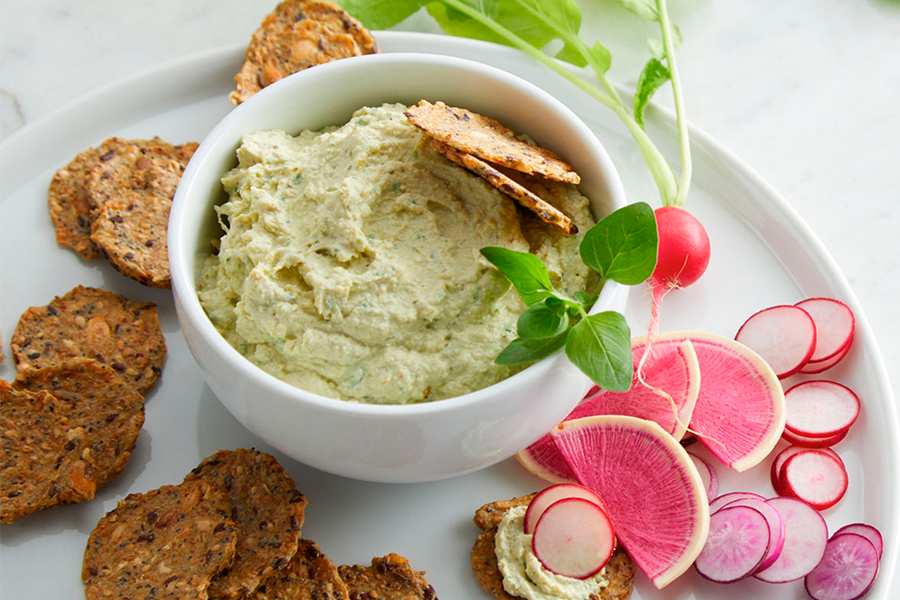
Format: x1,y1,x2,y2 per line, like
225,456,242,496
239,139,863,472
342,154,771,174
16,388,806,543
0,32,896,599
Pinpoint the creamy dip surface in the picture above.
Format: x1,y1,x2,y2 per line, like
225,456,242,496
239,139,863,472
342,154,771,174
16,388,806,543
198,103,596,404
495,505,610,600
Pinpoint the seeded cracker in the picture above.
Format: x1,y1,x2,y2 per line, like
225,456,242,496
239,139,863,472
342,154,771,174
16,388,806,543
0,380,96,523
83,480,238,600
338,554,438,600
184,449,308,599
47,146,105,259
247,539,350,600
11,285,166,393
405,100,580,185
471,494,635,600
230,0,378,105
431,140,577,234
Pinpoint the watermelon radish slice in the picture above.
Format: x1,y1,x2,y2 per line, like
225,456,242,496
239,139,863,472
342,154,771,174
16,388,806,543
709,491,766,514
805,533,879,600
516,435,575,484
799,343,851,374
796,297,855,363
833,523,884,561
648,332,785,472
550,415,710,589
531,497,616,579
524,483,609,534
784,380,860,439
687,452,719,501
755,497,829,583
713,497,786,573
782,427,848,449
694,505,771,582
735,305,817,379
780,450,848,510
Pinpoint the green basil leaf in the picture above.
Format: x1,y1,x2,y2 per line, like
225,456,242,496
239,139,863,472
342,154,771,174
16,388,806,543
339,0,424,29
496,330,569,364
481,247,554,305
517,299,569,339
615,0,659,21
573,291,598,307
564,311,632,391
579,202,658,285
634,58,671,129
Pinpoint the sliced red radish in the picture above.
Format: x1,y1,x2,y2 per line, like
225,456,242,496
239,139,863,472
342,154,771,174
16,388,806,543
531,497,616,579
799,343,851,374
833,523,884,562
796,297,855,363
782,426,848,449
784,380,860,439
709,491,766,514
714,497,786,573
780,450,848,510
687,452,719,501
524,483,609,534
755,497,829,583
550,415,710,589
805,533,879,600
771,445,843,495
694,505,771,582
735,305,817,379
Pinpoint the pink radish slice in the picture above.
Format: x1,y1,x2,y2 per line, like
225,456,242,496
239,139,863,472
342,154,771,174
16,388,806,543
694,505,771,582
833,523,884,561
687,452,719,501
531,497,615,579
805,533,879,600
799,344,851,374
714,497,786,572
709,491,766,514
524,483,609,534
796,298,855,363
780,450,848,510
735,305,817,379
782,426,848,449
771,446,843,495
516,435,576,484
755,497,829,583
784,380,860,438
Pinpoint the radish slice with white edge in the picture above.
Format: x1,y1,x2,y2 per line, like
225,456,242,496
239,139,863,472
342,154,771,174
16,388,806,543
780,450,848,510
799,343,851,374
782,427,848,449
694,505,771,582
531,497,615,579
796,298,855,363
833,523,884,561
784,380,860,439
687,452,719,501
524,483,609,534
755,497,829,583
714,497,785,573
735,305,816,379
709,491,765,514
771,445,843,495
805,533,879,600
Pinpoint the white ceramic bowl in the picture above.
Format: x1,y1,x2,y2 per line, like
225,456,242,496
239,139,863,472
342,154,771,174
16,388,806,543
169,53,628,483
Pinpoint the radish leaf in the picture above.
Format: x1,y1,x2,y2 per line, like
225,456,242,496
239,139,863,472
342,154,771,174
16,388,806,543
634,58,671,128
480,246,554,306
566,311,632,391
616,0,658,21
517,299,570,339
579,202,658,285
496,330,569,364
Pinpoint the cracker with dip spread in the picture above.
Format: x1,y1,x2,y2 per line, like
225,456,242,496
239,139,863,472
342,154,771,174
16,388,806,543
230,0,379,105
246,539,350,600
82,480,238,600
338,553,438,600
14,358,146,488
0,380,96,523
11,285,166,394
184,449,308,599
471,494,636,600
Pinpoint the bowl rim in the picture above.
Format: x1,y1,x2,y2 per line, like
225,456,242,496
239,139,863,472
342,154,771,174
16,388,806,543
169,51,628,417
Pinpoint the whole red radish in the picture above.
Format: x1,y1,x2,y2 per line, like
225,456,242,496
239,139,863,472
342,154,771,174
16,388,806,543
650,206,711,290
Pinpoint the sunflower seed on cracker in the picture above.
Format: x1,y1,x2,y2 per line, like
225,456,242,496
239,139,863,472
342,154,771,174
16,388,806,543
11,285,166,393
230,0,378,105
184,449,307,599
431,140,577,234
0,380,96,523
338,553,438,600
247,539,350,600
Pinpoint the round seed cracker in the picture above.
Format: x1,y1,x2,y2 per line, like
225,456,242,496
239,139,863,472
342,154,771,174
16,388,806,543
431,139,577,234
184,449,308,599
11,285,166,393
247,539,350,600
230,0,378,105
83,480,238,600
48,146,105,259
405,100,581,184
90,192,173,289
338,554,437,600
14,358,146,488
0,380,96,523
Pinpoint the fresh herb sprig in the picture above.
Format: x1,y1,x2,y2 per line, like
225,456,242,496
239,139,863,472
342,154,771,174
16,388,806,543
341,0,692,208
482,202,657,391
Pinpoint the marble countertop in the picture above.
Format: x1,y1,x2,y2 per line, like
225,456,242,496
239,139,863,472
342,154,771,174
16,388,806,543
1,0,897,394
